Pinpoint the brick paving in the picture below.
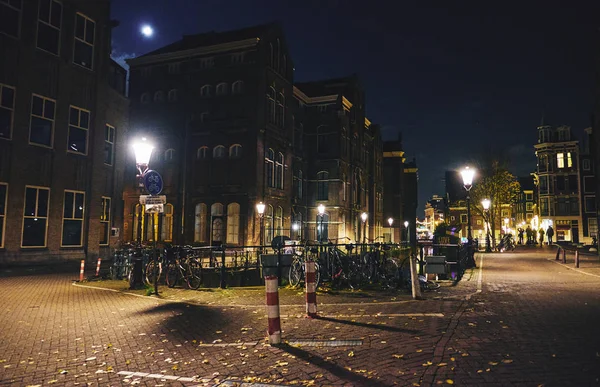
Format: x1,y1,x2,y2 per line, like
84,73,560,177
1,248,600,386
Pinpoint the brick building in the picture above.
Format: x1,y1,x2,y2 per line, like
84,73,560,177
0,0,128,264
125,24,385,247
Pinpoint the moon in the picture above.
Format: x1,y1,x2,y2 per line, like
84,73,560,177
141,25,154,38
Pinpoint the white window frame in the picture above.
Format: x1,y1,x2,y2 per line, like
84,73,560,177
67,105,90,155
275,152,284,189
213,145,225,159
164,148,175,161
73,12,95,70
29,94,56,148
104,124,115,165
216,83,228,96
232,80,244,94
21,186,50,248
557,153,565,169
197,146,208,160
100,196,111,245
61,189,85,247
200,85,212,97
589,218,598,237
0,182,7,248
226,202,240,244
168,89,178,102
0,0,22,39
194,203,207,242
229,144,242,159
36,0,62,56
0,83,15,140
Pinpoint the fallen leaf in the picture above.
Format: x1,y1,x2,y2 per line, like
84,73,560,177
416,349,423,353
488,362,498,366
438,363,447,367
446,380,454,385
348,351,355,357
502,359,513,364
392,354,404,359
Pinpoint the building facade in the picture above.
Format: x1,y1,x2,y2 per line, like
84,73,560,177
515,176,536,229
580,127,597,241
125,24,386,248
534,125,585,243
424,194,445,235
0,0,128,264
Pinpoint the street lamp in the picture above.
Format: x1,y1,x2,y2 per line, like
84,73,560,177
132,138,154,244
387,218,394,243
460,166,476,267
318,204,325,243
256,202,265,253
404,220,409,247
481,198,492,253
361,212,368,244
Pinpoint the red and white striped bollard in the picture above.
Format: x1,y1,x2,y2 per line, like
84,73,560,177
265,275,281,345
79,260,85,282
305,261,317,318
95,257,102,277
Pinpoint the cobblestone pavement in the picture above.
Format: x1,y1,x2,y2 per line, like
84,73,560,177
1,248,600,386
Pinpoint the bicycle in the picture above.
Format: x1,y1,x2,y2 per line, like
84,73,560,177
144,247,164,286
398,255,440,292
288,241,321,288
319,238,361,289
165,246,203,289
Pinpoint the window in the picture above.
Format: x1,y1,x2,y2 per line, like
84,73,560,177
476,219,482,225
229,144,242,158
216,83,228,96
68,106,89,154
275,152,284,189
540,198,549,216
0,84,15,139
37,0,62,55
294,170,303,199
589,218,598,237
194,203,207,242
451,216,456,221
226,203,240,244
585,176,594,193
232,81,244,95
168,62,180,74
100,196,110,245
211,203,224,243
154,91,165,103
539,176,548,195
265,204,274,244
526,202,533,212
570,198,580,215
30,94,55,147
140,93,150,104
22,186,50,247
317,171,329,200
525,192,533,201
200,57,214,68
460,214,467,223
569,175,578,193
317,125,330,153
0,0,21,38
161,204,173,242
267,87,276,124
61,190,84,246
557,153,565,169
200,111,210,123
164,148,175,161
275,206,283,236
141,67,152,77
277,92,285,126
213,145,225,159
73,13,95,69
585,197,596,213
265,149,274,187
566,152,573,168
0,183,6,248
168,89,178,102
200,85,212,97
583,159,591,171
231,52,245,64
197,146,208,160
104,124,115,165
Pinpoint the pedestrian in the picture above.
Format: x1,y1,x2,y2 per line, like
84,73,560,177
538,228,544,246
546,226,554,245
518,228,524,245
526,226,533,245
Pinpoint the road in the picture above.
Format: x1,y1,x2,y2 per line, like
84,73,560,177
1,248,599,386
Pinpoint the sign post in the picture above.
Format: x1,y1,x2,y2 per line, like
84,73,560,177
140,170,164,295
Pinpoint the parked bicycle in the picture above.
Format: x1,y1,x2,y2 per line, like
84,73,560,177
288,241,321,288
164,246,203,289
361,242,401,289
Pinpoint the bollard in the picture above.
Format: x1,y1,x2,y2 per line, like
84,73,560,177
409,254,422,300
79,259,85,282
265,275,281,345
555,247,560,261
305,261,317,318
575,250,579,268
562,248,566,264
95,257,102,277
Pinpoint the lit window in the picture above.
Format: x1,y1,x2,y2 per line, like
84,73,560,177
73,13,95,69
1,0,22,38
100,197,111,245
566,152,573,168
0,182,6,248
216,83,228,96
557,153,565,169
229,144,242,158
37,0,62,55
104,124,115,165
275,206,283,237
30,94,56,147
68,106,90,154
0,83,15,139
161,204,173,242
213,145,225,159
22,186,50,247
194,203,207,242
62,190,85,246
226,203,240,244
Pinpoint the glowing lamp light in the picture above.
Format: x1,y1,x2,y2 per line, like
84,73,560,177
361,212,368,222
404,221,409,228
318,204,325,216
256,202,266,215
504,218,509,224
481,199,491,210
132,137,154,166
460,166,475,190
387,217,394,227
292,223,299,231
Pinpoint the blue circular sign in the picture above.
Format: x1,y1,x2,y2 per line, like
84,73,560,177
143,170,163,195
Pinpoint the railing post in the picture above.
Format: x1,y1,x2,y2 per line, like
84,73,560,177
220,246,226,289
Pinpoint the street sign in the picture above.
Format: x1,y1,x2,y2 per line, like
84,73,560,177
145,204,164,213
139,195,166,205
143,170,163,195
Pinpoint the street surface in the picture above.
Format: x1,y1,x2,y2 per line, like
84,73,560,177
1,247,600,386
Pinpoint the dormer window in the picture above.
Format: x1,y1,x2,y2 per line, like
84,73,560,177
216,83,228,96
154,91,165,103
200,85,212,97
232,80,244,95
231,53,244,64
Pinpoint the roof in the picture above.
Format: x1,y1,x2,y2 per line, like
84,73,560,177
139,22,278,58
295,74,359,98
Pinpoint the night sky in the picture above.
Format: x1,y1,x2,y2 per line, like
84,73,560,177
111,0,600,214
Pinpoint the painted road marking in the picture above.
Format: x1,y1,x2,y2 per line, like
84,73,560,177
279,312,444,318
286,339,363,347
118,370,289,386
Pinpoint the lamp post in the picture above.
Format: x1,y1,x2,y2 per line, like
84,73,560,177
317,204,325,243
387,217,394,243
361,212,368,245
404,220,409,247
132,138,154,244
460,166,476,267
256,202,265,253
481,198,492,253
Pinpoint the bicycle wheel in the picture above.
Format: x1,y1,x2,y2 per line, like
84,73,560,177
314,262,321,289
424,280,440,291
186,259,203,290
381,259,401,289
144,259,159,286
330,255,345,289
165,263,179,288
346,257,363,290
288,259,304,288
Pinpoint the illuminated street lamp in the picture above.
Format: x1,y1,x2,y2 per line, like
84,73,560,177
256,202,265,252
361,212,368,244
318,204,326,243
460,166,476,267
404,220,410,247
132,138,154,244
481,198,492,253
387,218,394,243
